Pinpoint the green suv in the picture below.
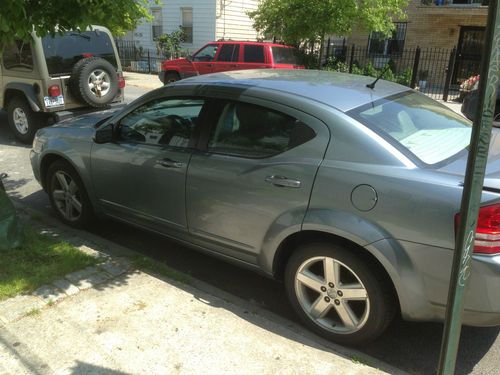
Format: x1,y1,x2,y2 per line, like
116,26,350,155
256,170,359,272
0,25,124,143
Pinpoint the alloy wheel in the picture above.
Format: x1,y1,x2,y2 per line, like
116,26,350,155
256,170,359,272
13,108,29,135
51,171,83,222
88,69,111,97
294,256,370,334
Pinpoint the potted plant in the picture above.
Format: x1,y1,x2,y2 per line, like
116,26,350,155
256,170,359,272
418,70,429,90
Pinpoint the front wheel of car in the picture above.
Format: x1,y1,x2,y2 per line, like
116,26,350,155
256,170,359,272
164,72,180,84
7,97,45,144
285,243,396,346
46,160,93,228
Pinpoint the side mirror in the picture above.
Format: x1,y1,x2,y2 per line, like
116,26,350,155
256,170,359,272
94,124,114,144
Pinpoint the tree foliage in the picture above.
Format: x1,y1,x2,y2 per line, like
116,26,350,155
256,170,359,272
155,27,187,60
0,0,155,46
249,0,409,46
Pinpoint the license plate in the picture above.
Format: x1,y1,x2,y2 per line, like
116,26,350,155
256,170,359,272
44,95,64,108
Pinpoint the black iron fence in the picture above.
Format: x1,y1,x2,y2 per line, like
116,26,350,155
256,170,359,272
115,40,164,74
324,44,462,101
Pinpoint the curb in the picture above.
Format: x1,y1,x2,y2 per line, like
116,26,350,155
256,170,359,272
10,201,408,375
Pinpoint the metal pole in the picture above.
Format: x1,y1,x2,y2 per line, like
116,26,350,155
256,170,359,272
349,44,355,73
437,1,500,374
443,47,457,102
410,47,421,89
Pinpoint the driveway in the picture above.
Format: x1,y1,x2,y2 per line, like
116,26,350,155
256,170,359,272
0,87,499,375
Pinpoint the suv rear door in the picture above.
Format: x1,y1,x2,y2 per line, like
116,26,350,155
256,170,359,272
185,97,329,262
213,44,241,73
240,44,269,70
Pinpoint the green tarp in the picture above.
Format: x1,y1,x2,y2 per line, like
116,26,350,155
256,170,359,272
0,176,23,250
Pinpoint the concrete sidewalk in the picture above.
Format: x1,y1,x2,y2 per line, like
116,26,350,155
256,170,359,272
0,206,404,375
123,71,163,90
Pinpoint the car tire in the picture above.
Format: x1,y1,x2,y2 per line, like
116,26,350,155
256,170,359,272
164,72,180,84
69,57,119,108
6,96,46,144
284,242,396,346
46,160,94,228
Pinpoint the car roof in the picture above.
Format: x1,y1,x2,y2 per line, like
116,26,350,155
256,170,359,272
209,41,294,48
178,69,410,112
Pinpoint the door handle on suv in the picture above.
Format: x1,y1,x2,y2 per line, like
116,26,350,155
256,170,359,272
156,158,184,168
265,175,301,188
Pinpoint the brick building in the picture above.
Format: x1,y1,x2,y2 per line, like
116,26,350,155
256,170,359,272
341,0,488,85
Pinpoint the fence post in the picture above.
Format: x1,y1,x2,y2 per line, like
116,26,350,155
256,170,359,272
326,38,331,61
147,50,151,74
443,47,457,102
410,47,421,89
349,44,355,73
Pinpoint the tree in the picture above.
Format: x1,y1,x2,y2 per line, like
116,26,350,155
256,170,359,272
155,27,187,60
249,0,409,67
0,0,155,46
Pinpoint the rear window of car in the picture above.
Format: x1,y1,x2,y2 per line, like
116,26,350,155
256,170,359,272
42,31,117,76
271,47,297,65
348,91,472,166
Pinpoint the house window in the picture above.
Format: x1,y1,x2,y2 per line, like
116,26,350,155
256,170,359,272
152,8,162,40
368,22,407,55
181,8,193,44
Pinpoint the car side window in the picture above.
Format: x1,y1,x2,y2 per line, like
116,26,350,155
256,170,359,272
118,98,205,147
192,44,218,62
208,101,316,158
217,44,239,62
2,40,34,71
243,45,265,63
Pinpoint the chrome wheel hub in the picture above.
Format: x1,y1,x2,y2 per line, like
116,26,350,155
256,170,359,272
88,69,111,97
13,108,29,134
295,256,370,334
51,171,82,222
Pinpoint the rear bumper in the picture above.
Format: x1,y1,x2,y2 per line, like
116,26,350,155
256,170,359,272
367,239,500,326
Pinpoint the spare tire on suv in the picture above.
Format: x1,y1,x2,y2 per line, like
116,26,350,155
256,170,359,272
69,57,119,108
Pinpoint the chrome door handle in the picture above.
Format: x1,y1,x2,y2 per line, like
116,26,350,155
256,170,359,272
265,175,301,188
156,158,184,168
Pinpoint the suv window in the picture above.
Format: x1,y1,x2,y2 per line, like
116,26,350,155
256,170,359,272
208,102,315,158
119,98,205,147
217,44,239,62
243,45,265,63
2,40,33,71
271,47,298,65
42,31,117,76
193,44,218,62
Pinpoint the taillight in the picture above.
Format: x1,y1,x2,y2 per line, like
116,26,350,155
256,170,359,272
455,204,500,255
48,85,61,97
118,74,126,89
82,53,93,58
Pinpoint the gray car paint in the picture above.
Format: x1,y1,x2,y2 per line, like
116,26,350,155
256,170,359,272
30,70,500,327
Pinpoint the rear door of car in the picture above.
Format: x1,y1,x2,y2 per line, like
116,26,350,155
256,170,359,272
185,97,330,263
213,43,241,73
91,95,210,236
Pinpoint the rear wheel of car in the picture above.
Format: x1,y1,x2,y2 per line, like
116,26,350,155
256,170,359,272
46,160,93,228
69,57,119,108
284,243,396,346
6,97,46,144
164,72,180,84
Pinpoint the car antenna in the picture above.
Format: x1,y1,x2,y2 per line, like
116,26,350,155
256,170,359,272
366,65,391,90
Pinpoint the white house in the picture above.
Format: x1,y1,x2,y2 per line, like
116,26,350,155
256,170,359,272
121,0,260,54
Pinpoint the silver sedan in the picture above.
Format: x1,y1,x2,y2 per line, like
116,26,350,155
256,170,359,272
30,70,500,345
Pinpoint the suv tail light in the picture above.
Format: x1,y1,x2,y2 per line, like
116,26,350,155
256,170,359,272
48,85,61,97
118,74,126,89
455,204,500,255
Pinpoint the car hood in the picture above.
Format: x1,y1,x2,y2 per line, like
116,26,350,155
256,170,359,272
53,108,122,129
438,128,500,191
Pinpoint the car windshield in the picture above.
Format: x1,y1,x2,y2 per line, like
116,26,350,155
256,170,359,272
42,31,117,76
348,91,472,166
271,47,298,65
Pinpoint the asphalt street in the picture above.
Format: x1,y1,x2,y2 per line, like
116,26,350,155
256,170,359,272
1,86,499,375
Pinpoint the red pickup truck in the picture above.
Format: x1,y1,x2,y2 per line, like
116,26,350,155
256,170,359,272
159,41,303,84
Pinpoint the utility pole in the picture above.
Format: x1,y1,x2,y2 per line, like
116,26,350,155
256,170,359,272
437,1,500,374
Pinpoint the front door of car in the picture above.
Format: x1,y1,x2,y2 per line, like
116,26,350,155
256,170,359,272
191,44,219,75
91,97,208,235
186,99,330,263
213,44,241,73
